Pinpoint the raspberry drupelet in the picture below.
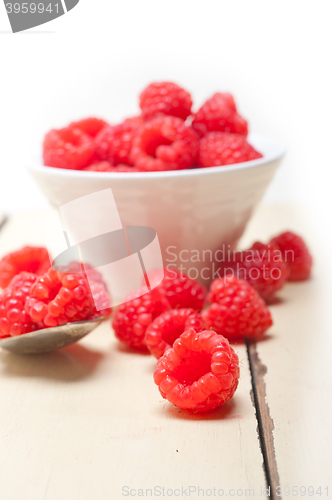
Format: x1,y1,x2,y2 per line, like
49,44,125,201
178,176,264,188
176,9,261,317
130,116,199,172
25,267,112,328
145,308,206,358
150,267,206,312
198,132,262,168
0,246,50,289
154,329,240,411
269,231,313,281
222,242,289,303
139,82,192,121
112,288,171,351
69,117,108,138
43,126,96,170
202,275,273,341
83,162,138,172
192,92,248,137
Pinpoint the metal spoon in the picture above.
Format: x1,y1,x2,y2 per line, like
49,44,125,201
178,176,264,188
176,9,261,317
0,317,104,355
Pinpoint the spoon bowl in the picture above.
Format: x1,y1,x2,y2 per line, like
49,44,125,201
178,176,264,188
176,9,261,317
0,318,104,355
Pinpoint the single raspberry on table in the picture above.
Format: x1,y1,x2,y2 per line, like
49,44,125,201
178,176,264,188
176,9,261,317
202,275,273,341
0,272,38,338
112,288,171,351
269,231,313,281
95,116,143,166
192,92,248,137
0,246,51,289
198,132,263,168
43,126,96,170
222,242,289,303
69,117,108,138
149,267,206,312
131,116,199,172
154,329,240,411
139,82,192,121
145,308,206,358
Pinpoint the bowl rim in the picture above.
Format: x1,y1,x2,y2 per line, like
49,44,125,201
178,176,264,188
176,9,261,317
28,133,286,180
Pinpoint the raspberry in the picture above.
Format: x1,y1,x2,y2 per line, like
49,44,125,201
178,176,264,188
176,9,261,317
83,162,138,172
139,82,192,121
150,267,206,311
198,132,263,168
202,275,273,341
222,242,289,302
69,117,108,138
131,116,199,172
145,308,206,358
153,329,240,411
269,231,313,281
95,116,143,166
112,288,171,351
192,93,248,137
0,246,51,289
43,126,96,170
0,272,38,338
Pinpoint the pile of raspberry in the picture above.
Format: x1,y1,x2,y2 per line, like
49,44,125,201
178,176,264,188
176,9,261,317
43,82,262,173
111,231,312,411
0,246,112,339
0,231,312,413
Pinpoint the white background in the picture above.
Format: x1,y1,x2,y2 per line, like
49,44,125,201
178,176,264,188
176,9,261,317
0,0,331,214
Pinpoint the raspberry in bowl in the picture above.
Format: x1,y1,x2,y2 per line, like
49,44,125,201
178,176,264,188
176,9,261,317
28,82,285,289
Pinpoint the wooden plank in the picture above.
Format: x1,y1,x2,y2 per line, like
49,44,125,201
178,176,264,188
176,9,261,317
0,212,266,500
241,204,332,496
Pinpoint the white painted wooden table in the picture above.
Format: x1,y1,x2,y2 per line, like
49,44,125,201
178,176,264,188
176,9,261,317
0,206,331,500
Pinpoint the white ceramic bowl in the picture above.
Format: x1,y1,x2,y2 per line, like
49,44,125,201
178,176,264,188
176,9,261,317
28,133,285,286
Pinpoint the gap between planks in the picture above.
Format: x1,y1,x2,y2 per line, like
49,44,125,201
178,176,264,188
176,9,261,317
246,339,281,500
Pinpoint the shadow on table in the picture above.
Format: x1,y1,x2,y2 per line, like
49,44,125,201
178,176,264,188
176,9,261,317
0,343,106,382
155,397,239,421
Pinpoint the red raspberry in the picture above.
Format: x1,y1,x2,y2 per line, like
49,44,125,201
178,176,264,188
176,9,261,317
131,116,199,172
145,308,206,358
69,117,108,138
222,242,289,303
202,275,273,341
192,92,248,137
151,267,206,311
112,288,171,351
0,272,38,338
83,162,138,173
43,126,96,170
0,246,51,289
269,231,313,281
199,132,263,168
95,116,143,166
139,82,192,121
153,329,240,411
